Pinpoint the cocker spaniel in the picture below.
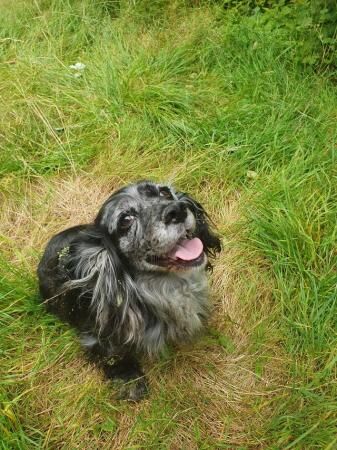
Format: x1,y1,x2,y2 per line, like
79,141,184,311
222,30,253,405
38,181,221,400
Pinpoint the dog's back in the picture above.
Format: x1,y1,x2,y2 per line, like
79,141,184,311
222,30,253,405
38,225,97,328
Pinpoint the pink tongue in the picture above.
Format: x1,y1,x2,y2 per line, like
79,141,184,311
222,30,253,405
170,238,203,261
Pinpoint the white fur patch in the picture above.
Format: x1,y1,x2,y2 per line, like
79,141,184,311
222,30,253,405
80,333,98,348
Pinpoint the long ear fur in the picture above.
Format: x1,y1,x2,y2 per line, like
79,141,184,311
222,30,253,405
64,228,140,335
177,192,221,262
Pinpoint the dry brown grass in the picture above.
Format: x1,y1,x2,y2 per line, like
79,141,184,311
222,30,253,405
0,173,113,264
0,173,286,448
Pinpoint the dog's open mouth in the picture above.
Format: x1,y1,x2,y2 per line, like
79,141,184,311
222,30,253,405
147,237,205,269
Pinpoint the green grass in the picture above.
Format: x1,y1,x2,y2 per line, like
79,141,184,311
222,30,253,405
1,1,336,448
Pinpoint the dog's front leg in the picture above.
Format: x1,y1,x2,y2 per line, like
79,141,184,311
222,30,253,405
103,353,149,402
83,339,148,401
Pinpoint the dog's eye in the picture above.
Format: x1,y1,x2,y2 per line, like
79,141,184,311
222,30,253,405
119,214,135,230
159,187,173,200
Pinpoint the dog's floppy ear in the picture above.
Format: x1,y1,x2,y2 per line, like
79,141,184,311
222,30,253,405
176,191,221,260
64,228,138,333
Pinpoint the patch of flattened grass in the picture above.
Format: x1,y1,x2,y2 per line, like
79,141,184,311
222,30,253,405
0,172,281,448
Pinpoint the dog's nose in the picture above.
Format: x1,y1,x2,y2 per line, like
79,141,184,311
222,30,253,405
163,202,187,224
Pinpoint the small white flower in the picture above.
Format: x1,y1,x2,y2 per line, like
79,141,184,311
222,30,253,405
69,62,86,71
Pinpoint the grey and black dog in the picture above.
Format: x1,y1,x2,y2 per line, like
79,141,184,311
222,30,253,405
38,181,221,400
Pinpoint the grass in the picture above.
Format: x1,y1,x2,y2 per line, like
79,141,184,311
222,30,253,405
1,0,336,448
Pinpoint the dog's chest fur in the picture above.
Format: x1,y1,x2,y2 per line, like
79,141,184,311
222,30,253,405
132,270,209,354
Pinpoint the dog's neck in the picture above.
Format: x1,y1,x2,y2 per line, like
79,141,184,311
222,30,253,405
128,269,209,355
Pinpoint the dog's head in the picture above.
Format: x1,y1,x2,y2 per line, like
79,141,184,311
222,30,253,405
95,181,221,272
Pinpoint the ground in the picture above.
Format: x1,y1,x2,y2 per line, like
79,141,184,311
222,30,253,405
1,1,336,449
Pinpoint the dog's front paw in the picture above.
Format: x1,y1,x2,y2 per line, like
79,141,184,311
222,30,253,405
115,377,149,402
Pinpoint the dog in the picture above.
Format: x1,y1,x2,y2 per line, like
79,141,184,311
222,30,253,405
37,180,221,400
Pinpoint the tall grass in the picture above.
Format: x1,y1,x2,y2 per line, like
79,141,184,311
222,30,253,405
1,1,336,448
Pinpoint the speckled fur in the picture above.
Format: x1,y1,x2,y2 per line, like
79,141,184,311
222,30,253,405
37,181,221,400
